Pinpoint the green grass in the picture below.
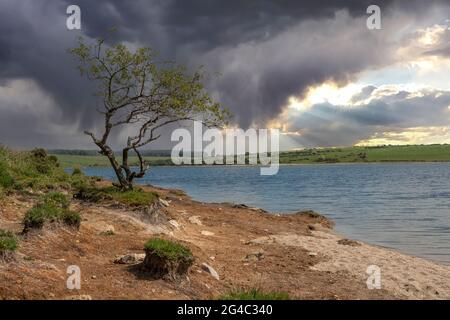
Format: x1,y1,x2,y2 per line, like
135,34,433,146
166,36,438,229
219,288,291,300
74,185,159,206
23,192,80,230
0,229,18,253
59,209,82,227
40,191,70,209
72,167,82,175
100,230,115,236
144,238,193,261
0,162,14,188
0,146,92,192
280,144,450,164
53,154,173,168
53,144,450,168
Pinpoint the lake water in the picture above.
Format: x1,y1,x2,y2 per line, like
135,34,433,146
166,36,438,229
84,163,450,265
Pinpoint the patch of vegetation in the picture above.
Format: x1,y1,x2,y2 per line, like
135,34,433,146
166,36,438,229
53,154,173,168
296,210,324,219
60,209,81,227
170,189,186,197
100,230,115,236
0,162,14,188
219,288,291,300
111,188,159,206
0,229,18,253
279,144,450,164
144,238,193,261
40,191,70,209
72,167,82,175
54,144,450,167
75,185,158,206
24,204,58,229
23,192,80,230
0,146,92,192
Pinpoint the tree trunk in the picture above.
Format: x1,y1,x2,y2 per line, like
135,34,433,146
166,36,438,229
99,144,133,190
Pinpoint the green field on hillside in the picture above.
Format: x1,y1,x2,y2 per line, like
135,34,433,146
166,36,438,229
52,144,450,168
53,154,173,168
280,144,450,164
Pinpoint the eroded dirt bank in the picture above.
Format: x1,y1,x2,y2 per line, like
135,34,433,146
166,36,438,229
1,184,449,300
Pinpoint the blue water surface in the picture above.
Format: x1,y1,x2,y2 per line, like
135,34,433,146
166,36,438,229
83,163,450,264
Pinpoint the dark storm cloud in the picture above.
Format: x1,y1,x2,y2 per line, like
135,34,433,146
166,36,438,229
0,0,449,148
0,1,100,139
63,0,401,127
71,0,390,46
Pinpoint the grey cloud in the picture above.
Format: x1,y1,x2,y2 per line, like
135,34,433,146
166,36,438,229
0,0,449,148
424,27,450,57
351,86,377,104
285,88,450,147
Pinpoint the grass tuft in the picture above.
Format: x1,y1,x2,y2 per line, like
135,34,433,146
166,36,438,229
0,163,14,188
100,230,115,236
72,167,82,176
0,229,18,253
23,192,80,230
23,203,60,229
144,238,192,261
40,192,70,209
60,209,81,227
219,288,291,300
75,185,158,206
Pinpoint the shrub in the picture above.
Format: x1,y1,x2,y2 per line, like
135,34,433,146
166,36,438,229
47,155,59,164
144,238,193,261
30,148,52,174
0,229,18,253
72,167,82,175
0,162,14,188
60,209,81,228
219,288,291,300
34,162,51,174
41,192,70,209
23,197,80,231
70,175,91,191
23,203,60,229
30,148,47,158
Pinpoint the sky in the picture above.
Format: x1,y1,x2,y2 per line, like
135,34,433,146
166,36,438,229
1,0,450,150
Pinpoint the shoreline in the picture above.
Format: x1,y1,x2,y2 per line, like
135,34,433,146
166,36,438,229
80,172,450,268
143,182,450,266
1,181,449,299
128,183,450,299
145,177,449,267
74,160,450,169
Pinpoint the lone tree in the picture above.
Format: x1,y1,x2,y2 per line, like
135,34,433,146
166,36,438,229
69,38,229,190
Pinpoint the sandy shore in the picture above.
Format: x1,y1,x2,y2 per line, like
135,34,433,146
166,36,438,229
1,183,449,300
250,231,450,299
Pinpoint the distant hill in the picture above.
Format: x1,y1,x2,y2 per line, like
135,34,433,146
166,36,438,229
280,144,450,164
48,149,172,157
50,144,450,168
